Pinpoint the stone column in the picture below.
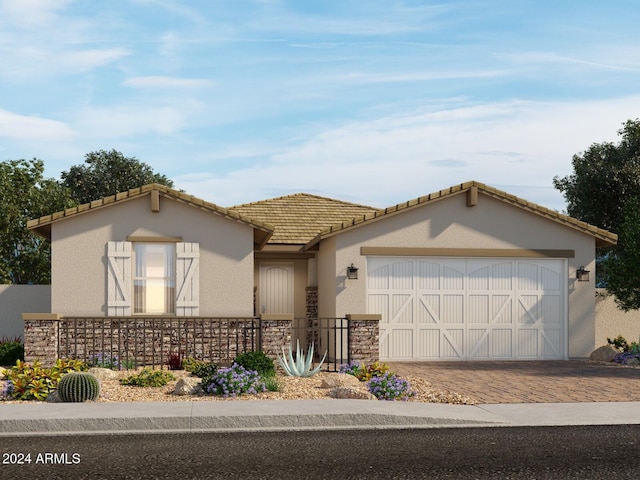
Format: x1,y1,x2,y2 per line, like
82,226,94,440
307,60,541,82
259,314,293,365
346,314,380,365
22,313,62,366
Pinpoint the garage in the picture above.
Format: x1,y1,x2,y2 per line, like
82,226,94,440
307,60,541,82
367,256,567,361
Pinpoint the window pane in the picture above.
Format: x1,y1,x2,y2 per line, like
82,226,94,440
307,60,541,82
134,244,175,314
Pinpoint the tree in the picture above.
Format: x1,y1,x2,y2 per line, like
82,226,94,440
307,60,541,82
553,119,640,233
0,159,74,284
60,149,174,205
601,197,640,311
553,119,640,287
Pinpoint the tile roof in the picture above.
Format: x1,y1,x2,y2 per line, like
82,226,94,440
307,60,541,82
228,193,381,245
27,184,274,249
304,181,618,249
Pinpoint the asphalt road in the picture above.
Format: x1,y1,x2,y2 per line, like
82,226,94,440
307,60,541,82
1,425,639,479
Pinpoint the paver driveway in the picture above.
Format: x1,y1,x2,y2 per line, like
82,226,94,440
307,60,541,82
388,360,640,403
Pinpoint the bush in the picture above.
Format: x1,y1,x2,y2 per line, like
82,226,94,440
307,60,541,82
2,359,86,401
167,353,182,370
0,337,24,366
233,351,275,377
339,361,391,382
190,362,218,380
204,363,266,398
119,368,176,387
87,352,121,370
367,372,416,401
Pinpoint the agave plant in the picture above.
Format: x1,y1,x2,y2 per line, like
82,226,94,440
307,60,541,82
277,341,327,377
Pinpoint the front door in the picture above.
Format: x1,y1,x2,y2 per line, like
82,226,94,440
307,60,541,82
259,263,294,315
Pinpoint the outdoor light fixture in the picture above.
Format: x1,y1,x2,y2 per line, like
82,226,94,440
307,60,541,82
347,263,359,280
576,266,590,282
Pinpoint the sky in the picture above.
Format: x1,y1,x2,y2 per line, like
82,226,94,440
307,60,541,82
2,1,640,213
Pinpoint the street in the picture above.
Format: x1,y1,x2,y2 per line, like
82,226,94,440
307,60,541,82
1,425,639,479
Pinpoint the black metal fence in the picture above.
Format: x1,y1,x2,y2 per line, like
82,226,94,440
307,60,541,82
290,317,349,372
58,317,260,369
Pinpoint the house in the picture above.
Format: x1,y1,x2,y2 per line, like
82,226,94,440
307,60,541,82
24,181,617,363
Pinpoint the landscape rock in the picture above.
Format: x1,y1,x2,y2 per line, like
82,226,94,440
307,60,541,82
328,386,376,400
173,377,204,396
46,390,62,403
320,374,362,389
88,367,119,380
589,345,619,362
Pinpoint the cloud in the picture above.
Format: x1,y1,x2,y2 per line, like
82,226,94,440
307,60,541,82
123,76,215,89
0,109,75,141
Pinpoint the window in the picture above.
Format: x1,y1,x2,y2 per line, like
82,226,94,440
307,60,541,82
107,241,199,316
133,243,175,314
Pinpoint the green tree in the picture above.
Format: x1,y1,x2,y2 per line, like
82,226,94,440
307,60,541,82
601,197,640,311
60,149,174,204
0,159,74,284
553,119,640,287
553,119,640,233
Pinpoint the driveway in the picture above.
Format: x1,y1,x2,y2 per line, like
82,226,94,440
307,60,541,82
388,360,640,403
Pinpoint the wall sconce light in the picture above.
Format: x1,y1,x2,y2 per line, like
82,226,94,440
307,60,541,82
347,263,359,280
576,266,590,282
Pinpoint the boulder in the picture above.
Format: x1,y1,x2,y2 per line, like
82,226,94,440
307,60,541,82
88,367,119,380
589,345,619,362
173,377,204,396
46,390,62,403
320,374,362,389
328,386,376,400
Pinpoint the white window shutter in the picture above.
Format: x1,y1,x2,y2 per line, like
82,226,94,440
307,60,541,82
107,241,132,316
176,242,200,316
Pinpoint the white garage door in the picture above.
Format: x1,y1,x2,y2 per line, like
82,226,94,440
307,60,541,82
367,257,567,360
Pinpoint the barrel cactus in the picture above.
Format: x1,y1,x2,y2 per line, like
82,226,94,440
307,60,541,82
57,372,100,402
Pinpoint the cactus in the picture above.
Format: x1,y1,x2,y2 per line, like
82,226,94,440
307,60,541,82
57,372,100,402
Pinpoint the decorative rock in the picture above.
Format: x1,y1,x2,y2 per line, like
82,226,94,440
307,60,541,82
88,367,119,380
328,386,376,400
589,345,619,362
173,377,204,396
46,390,62,403
320,374,362,389
627,358,640,366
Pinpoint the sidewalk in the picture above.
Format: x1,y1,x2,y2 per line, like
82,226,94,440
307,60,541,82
1,399,639,436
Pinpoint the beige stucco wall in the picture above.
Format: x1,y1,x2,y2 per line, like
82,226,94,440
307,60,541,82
318,192,598,358
51,194,255,317
0,285,51,339
595,289,640,347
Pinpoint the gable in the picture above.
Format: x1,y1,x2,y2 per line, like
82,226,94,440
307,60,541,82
306,181,618,250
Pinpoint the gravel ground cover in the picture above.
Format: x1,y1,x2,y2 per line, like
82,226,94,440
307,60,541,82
1,368,477,405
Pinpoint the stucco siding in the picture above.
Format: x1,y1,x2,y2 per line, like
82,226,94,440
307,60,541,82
317,237,337,319
0,285,51,339
322,192,597,358
51,195,255,316
595,289,640,348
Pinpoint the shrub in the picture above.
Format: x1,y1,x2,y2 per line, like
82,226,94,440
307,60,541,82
87,352,121,370
57,372,100,402
3,359,85,401
204,363,266,398
119,368,176,387
367,372,416,401
234,351,275,377
0,337,24,366
339,361,391,382
190,362,218,379
167,353,182,370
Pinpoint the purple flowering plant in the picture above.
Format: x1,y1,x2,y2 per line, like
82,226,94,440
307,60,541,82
1,379,13,398
367,372,416,401
205,363,266,398
87,352,121,370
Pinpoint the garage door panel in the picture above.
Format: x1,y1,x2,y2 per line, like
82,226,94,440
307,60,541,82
468,295,489,323
390,329,413,359
491,329,513,357
443,294,464,323
417,294,439,324
369,257,566,360
442,329,464,358
417,329,440,358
